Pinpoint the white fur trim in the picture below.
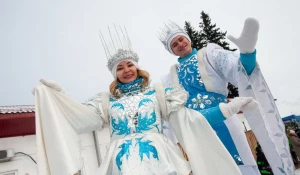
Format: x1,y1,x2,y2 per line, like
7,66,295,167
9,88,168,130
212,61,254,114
196,48,214,92
170,64,180,85
219,103,230,118
101,92,110,124
153,83,168,121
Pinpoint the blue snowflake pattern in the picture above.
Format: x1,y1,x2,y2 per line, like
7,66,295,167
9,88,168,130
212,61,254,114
111,117,131,136
135,138,159,161
136,111,157,133
115,140,132,171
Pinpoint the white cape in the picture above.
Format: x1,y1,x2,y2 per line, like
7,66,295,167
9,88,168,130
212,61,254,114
35,84,102,175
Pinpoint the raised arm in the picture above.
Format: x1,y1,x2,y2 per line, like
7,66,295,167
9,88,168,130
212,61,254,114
33,79,107,175
34,79,106,134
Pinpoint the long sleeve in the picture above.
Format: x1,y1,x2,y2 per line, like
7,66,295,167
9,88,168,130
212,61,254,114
163,86,226,125
164,87,188,117
34,84,105,175
206,43,240,86
200,105,226,125
205,43,257,86
85,92,110,128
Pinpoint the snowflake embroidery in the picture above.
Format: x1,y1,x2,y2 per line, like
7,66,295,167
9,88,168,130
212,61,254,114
189,94,212,109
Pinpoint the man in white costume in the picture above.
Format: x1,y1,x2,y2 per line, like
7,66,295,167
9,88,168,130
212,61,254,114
158,18,294,175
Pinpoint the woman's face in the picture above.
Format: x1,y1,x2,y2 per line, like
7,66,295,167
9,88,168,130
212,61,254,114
170,35,192,58
116,60,138,84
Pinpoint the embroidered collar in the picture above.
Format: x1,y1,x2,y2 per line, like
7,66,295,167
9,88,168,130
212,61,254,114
177,48,197,64
117,77,143,94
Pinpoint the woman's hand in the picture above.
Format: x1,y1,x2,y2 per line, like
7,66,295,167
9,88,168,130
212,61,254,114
32,79,65,95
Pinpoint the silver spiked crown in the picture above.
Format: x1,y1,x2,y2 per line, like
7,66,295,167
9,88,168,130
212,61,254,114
158,21,191,55
99,25,139,72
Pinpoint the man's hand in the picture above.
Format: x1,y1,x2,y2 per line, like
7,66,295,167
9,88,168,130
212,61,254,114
227,18,259,54
220,97,255,118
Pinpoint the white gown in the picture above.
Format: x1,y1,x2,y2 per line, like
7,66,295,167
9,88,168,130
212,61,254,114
34,82,242,175
90,86,191,175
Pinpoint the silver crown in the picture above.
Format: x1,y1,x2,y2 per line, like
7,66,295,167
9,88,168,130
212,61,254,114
106,49,139,71
158,21,186,49
99,25,139,71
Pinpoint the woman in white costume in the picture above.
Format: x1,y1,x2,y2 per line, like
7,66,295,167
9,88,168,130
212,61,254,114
33,28,255,175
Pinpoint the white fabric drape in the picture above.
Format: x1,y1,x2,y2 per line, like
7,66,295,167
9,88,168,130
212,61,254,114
35,84,102,175
238,63,294,175
168,107,242,175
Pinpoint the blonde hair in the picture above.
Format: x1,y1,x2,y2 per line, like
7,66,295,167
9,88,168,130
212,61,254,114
109,69,150,97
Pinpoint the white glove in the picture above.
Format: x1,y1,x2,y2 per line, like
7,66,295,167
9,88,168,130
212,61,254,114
227,18,259,53
32,79,65,95
219,97,254,118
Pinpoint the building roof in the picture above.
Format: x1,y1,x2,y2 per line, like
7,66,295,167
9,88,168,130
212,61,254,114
0,105,35,138
0,105,35,114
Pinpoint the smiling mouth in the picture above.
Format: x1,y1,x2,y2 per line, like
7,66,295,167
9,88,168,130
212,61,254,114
124,74,133,79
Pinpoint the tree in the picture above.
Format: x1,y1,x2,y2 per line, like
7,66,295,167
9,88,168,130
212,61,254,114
184,21,205,50
184,11,239,97
199,11,236,51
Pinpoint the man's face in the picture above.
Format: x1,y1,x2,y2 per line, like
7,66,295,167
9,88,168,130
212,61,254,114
170,35,192,58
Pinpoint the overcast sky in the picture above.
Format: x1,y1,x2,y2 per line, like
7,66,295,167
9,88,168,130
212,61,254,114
0,0,299,117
